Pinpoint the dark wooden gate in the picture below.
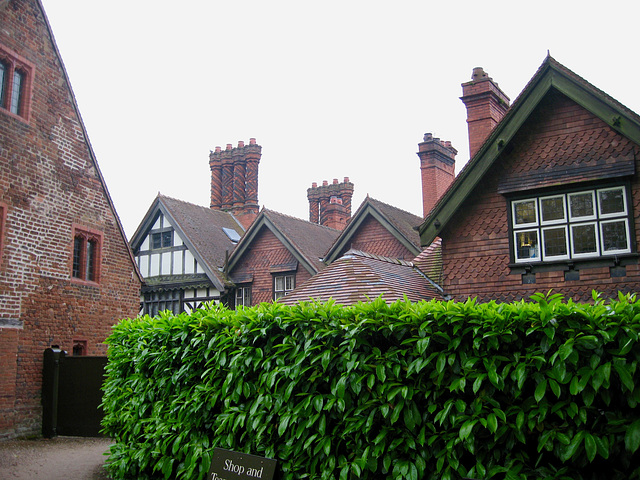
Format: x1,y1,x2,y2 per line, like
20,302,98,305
42,347,108,437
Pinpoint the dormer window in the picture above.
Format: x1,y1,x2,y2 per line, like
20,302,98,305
511,185,631,263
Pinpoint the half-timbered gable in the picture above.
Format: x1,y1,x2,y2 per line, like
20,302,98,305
130,194,245,314
419,57,640,302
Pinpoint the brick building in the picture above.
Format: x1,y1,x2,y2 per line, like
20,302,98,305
226,209,341,306
419,57,640,302
0,0,141,438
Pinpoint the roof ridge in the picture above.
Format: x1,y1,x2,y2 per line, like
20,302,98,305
366,196,422,220
263,208,341,232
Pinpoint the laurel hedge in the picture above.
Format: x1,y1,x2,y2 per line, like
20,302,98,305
101,292,640,480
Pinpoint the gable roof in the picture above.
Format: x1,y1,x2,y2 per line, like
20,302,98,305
227,209,341,276
419,56,640,247
278,249,443,306
130,194,245,290
324,196,423,264
32,0,142,282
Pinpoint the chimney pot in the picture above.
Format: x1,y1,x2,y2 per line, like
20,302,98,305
323,180,328,186
226,144,232,150
215,146,221,153
423,133,433,142
238,140,244,147
472,67,487,81
333,178,338,184
312,182,317,188
249,138,256,145
344,176,349,183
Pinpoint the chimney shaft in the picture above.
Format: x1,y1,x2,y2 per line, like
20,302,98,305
417,133,457,217
307,178,354,230
460,67,510,158
209,139,262,228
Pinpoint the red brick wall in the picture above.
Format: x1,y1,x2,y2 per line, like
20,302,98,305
342,216,416,260
230,226,314,305
0,0,141,438
441,91,640,303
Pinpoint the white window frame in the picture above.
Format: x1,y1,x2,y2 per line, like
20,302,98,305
512,185,632,264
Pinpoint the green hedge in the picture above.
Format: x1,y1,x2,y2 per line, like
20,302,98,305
101,292,640,480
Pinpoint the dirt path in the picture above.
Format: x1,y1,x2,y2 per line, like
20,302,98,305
0,436,113,479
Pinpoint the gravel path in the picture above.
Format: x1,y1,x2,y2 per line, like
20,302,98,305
0,436,113,479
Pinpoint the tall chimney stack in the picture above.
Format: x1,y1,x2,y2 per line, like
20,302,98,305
460,67,510,158
307,177,354,230
209,138,261,229
417,133,457,217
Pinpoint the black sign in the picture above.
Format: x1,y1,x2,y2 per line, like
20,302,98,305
207,448,277,480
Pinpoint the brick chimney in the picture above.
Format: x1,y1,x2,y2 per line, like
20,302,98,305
460,67,510,158
209,138,261,229
417,133,457,217
307,177,354,230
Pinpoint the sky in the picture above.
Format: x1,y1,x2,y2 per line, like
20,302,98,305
41,0,640,239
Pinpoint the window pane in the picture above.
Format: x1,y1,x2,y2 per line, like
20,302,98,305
162,230,172,247
514,200,537,225
275,276,284,291
72,237,82,278
515,230,539,261
601,220,629,252
10,70,23,114
571,224,597,255
152,233,162,249
540,196,565,223
0,62,6,106
86,240,96,281
569,192,595,219
598,187,626,216
285,275,294,291
542,227,567,257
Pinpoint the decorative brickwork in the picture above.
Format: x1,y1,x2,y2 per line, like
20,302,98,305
343,215,416,260
0,0,141,438
307,178,354,230
442,91,640,303
229,226,313,305
209,138,261,229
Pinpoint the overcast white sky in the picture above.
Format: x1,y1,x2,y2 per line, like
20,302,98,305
41,0,640,238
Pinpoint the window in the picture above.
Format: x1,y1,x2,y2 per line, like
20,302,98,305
151,230,173,249
235,286,252,308
273,274,295,300
142,290,181,316
0,45,33,120
511,186,631,263
71,227,102,283
72,339,87,356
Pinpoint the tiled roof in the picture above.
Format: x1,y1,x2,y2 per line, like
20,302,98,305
159,195,245,273
261,209,341,272
412,237,443,287
278,249,443,306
